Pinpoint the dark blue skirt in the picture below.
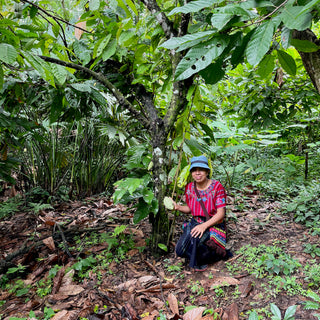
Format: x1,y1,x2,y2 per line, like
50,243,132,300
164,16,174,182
175,218,219,268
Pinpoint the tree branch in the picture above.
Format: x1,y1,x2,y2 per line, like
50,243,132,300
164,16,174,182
39,55,151,129
20,0,90,34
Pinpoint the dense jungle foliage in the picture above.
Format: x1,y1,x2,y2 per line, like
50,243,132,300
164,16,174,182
1,0,320,319
1,0,320,255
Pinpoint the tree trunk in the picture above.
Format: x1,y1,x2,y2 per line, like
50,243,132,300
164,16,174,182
292,29,320,93
149,119,170,254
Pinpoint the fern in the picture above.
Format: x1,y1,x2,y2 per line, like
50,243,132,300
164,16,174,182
307,291,320,302
29,203,53,214
304,301,320,310
304,290,320,316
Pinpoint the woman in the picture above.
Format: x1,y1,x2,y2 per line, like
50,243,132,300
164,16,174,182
173,155,227,271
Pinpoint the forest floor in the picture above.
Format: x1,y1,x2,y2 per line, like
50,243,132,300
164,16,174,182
0,189,319,320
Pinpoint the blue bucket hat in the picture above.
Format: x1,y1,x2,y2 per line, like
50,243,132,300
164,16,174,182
190,155,210,172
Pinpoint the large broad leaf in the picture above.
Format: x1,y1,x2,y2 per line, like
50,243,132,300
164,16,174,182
122,0,138,16
117,0,138,17
280,6,312,30
231,30,254,66
160,30,216,50
199,59,225,84
211,13,235,30
270,303,282,319
0,64,3,90
23,52,55,86
133,199,150,223
257,54,275,78
93,34,112,58
277,50,296,75
281,27,292,49
283,305,297,320
51,63,68,85
168,0,221,16
175,37,229,81
0,43,18,64
70,83,92,92
89,0,100,11
291,39,320,52
73,40,91,65
246,19,280,66
217,5,254,18
102,39,117,61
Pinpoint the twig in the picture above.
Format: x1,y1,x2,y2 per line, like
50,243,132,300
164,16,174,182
55,222,73,258
20,0,90,34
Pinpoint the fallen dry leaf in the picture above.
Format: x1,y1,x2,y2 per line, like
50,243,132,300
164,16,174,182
58,284,85,296
42,236,56,251
51,310,68,320
210,276,240,289
183,307,206,320
167,292,179,315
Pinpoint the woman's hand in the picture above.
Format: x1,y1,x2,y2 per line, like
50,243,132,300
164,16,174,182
171,199,191,214
191,223,208,238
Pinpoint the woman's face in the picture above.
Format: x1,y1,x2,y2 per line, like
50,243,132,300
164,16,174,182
191,167,208,184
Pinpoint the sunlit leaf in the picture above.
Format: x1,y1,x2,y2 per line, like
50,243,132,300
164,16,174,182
280,6,312,31
257,54,275,78
246,19,280,66
175,37,229,81
277,50,296,76
160,30,215,50
168,0,220,16
89,0,100,11
291,39,320,52
0,43,18,64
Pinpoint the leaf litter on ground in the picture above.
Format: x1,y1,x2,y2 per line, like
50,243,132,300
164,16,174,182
0,192,319,319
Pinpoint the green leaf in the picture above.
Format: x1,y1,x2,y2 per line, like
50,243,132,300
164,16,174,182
0,64,3,90
93,34,112,58
73,40,91,65
290,39,320,52
102,39,117,61
199,59,225,84
248,310,259,320
246,19,279,66
113,225,127,236
281,27,292,49
160,30,215,50
257,54,275,78
270,303,282,320
231,30,253,66
211,13,235,30
158,243,168,252
280,6,312,31
175,37,229,81
0,43,18,64
283,305,297,320
118,30,136,46
168,0,220,16
70,83,92,92
277,50,296,75
117,0,133,17
51,63,68,85
123,0,138,15
23,52,55,86
89,0,100,11
142,188,154,204
133,199,150,223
